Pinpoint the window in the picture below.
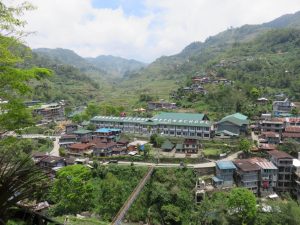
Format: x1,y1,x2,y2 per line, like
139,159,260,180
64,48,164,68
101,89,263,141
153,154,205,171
204,134,210,138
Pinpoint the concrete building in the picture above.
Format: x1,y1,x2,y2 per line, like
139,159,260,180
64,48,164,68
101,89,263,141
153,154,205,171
234,159,261,194
249,158,278,196
213,161,236,188
90,112,213,139
260,120,285,134
268,150,293,193
293,158,300,202
32,102,65,121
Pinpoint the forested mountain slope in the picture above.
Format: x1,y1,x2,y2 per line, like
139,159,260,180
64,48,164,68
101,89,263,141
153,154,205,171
121,11,300,101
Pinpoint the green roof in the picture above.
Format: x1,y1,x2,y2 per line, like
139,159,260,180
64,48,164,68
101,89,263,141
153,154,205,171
91,112,212,127
218,113,249,126
73,129,92,135
153,112,207,121
161,140,175,150
176,143,183,150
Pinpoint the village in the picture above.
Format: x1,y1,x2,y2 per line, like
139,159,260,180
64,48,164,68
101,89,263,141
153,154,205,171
8,86,299,211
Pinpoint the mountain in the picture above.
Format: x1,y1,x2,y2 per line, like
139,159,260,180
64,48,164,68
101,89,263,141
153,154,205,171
33,48,146,78
86,55,146,78
122,11,300,97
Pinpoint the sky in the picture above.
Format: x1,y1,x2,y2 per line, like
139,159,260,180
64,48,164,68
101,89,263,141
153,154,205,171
19,0,300,62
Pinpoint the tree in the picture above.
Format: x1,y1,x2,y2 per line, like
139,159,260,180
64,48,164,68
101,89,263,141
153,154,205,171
0,149,48,222
227,188,257,225
239,138,252,155
49,165,94,215
250,87,260,100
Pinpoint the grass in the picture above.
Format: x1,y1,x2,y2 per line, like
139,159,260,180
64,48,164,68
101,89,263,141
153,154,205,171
202,148,223,157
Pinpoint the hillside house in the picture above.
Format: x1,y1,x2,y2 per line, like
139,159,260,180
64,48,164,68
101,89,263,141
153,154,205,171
273,98,294,115
216,113,249,137
91,140,117,157
59,134,77,148
213,161,236,188
268,150,293,193
65,124,78,134
282,126,300,142
94,128,121,142
68,142,94,156
249,158,278,196
234,159,261,194
259,132,281,144
260,120,284,134
148,101,177,110
32,102,65,121
72,129,92,142
293,158,300,202
35,155,67,171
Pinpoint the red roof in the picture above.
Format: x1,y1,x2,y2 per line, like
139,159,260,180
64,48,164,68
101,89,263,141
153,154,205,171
268,150,293,159
285,126,300,133
258,144,277,151
234,159,261,171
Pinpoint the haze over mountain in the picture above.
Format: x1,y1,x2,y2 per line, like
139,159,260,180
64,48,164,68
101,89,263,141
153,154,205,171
33,48,146,78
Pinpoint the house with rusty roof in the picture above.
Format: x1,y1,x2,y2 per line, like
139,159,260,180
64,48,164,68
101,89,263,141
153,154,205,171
282,126,300,141
91,140,117,157
216,113,249,137
234,159,261,194
68,142,94,156
249,158,278,196
268,150,293,193
259,131,281,144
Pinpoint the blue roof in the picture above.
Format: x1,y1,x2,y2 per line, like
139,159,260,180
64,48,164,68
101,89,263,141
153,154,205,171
109,128,121,132
95,128,121,133
96,128,111,133
216,161,236,170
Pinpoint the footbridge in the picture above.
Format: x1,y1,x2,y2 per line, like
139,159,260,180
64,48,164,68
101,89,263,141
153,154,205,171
111,166,154,225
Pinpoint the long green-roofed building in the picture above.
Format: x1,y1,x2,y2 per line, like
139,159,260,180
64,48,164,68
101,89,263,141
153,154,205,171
90,112,212,139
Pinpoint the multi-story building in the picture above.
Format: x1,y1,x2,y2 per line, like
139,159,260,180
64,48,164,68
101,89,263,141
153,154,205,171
293,158,300,202
268,150,293,193
234,159,261,194
249,158,278,196
32,102,65,121
90,112,213,139
282,126,300,142
260,120,285,134
213,161,236,188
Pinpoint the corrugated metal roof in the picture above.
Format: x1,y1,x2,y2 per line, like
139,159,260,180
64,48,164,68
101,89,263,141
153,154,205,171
91,112,212,127
249,158,277,170
218,113,249,126
216,161,236,170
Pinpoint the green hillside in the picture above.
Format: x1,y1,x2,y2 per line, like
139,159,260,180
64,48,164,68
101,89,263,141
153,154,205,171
117,11,300,110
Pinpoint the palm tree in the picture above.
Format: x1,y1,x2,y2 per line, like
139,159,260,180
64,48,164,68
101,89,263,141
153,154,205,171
0,152,48,222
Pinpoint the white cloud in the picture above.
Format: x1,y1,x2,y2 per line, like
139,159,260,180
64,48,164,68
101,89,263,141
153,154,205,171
22,0,300,62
